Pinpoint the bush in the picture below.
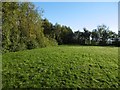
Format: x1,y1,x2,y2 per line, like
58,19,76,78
43,37,58,47
26,39,39,49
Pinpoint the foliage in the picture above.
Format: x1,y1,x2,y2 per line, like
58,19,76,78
2,2,120,54
42,20,73,45
2,2,57,53
73,25,119,46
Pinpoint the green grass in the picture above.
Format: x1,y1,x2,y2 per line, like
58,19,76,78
2,45,118,88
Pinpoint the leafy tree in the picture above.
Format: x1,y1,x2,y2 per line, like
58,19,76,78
83,28,91,45
91,29,99,45
42,18,52,35
53,23,63,44
2,2,57,53
2,2,20,52
2,2,120,53
60,26,73,44
97,25,109,45
73,31,85,45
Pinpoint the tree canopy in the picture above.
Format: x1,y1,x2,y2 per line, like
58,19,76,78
2,2,120,53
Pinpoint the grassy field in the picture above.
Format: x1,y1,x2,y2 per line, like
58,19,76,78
2,45,118,88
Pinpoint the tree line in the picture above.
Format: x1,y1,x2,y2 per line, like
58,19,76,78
2,2,120,53
43,19,120,46
2,2,57,53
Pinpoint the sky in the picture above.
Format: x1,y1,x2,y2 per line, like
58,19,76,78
19,0,119,2
33,2,118,33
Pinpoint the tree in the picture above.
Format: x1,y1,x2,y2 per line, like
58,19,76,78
42,18,52,35
73,31,85,45
91,29,99,45
2,2,20,52
2,2,57,53
53,23,63,44
83,28,91,45
97,25,109,45
60,26,73,44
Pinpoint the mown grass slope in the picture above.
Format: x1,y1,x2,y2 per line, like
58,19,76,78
2,45,118,88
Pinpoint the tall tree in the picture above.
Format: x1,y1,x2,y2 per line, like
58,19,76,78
97,25,109,45
83,28,91,45
2,2,57,52
2,2,20,52
91,29,99,45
